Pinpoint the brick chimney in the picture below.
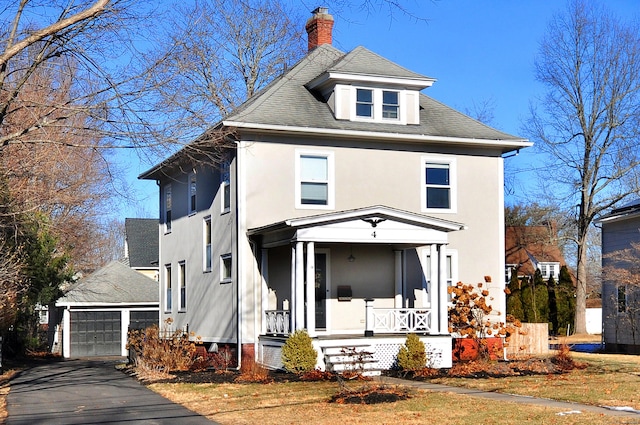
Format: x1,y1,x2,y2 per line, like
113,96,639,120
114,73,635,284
305,7,334,51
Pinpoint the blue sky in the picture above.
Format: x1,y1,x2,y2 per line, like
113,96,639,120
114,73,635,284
121,0,640,219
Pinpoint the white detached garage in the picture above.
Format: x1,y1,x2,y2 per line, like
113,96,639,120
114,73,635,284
56,261,159,357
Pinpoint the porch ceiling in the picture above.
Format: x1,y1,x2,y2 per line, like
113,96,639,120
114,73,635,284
249,205,466,248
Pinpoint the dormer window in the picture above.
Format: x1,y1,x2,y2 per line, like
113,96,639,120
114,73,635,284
382,91,399,119
350,87,404,123
356,89,373,118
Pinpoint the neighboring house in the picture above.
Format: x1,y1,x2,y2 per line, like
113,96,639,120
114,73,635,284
505,225,565,283
598,200,640,353
140,8,530,371
123,218,160,281
55,261,159,357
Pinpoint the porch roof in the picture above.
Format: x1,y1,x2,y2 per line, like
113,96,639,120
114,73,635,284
248,205,466,247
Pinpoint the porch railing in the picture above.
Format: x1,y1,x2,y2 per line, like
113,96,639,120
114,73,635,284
371,308,431,333
265,310,290,335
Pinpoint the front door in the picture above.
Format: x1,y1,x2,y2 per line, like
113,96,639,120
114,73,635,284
315,252,327,329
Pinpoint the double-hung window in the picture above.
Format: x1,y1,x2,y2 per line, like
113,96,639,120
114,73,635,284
296,151,334,209
382,90,399,119
425,250,458,303
188,173,197,215
165,264,172,312
203,217,211,272
221,157,231,213
179,261,186,311
422,157,456,213
356,88,373,118
353,87,401,122
164,184,172,233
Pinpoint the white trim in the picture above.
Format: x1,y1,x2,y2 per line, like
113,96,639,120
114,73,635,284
295,149,335,210
223,121,532,151
306,71,436,90
421,156,457,214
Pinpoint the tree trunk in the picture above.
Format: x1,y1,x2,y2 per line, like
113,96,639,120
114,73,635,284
574,237,588,334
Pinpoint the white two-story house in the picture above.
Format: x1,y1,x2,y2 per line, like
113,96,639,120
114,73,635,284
140,7,531,370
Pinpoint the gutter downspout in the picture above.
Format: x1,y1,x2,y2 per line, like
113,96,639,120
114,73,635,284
235,140,243,370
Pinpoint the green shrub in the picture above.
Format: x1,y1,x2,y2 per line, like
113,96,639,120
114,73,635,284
397,333,427,371
281,330,317,373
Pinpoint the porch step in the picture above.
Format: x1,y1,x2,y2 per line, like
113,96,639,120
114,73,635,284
322,345,381,377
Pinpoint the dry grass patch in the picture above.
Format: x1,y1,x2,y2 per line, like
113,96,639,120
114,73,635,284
433,352,640,410
150,378,634,425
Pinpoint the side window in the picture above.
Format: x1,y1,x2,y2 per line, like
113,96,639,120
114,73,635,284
425,250,457,302
296,151,334,209
188,173,197,215
422,157,456,213
221,157,231,213
618,285,627,313
165,264,172,312
203,217,211,272
179,261,186,311
221,254,232,283
164,184,172,233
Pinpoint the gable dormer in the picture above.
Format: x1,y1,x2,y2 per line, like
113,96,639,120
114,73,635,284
306,47,435,125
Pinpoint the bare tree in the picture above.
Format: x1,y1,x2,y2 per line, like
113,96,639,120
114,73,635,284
526,0,640,334
146,0,305,144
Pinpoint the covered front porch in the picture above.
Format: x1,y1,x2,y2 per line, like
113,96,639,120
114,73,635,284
249,206,465,370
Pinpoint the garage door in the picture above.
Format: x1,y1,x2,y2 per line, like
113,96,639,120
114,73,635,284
70,311,121,357
129,310,158,331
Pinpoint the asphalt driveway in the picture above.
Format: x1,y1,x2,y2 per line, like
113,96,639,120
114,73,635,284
6,358,216,425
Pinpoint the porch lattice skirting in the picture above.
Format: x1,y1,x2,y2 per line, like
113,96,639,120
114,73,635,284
258,335,453,372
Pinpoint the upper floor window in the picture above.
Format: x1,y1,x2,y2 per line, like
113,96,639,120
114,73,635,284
539,262,559,279
203,217,211,272
352,87,401,122
188,173,197,215
382,91,399,119
296,151,335,209
164,184,172,233
356,88,373,118
221,156,231,213
422,157,457,213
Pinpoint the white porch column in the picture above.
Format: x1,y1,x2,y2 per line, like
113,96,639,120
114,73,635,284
394,250,403,308
290,244,296,331
295,241,305,331
438,244,449,334
261,248,269,335
306,242,316,337
429,244,439,333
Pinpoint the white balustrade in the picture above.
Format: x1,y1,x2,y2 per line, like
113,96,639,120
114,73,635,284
371,308,431,333
265,310,290,335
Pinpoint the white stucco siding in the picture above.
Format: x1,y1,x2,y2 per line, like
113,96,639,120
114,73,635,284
158,163,237,343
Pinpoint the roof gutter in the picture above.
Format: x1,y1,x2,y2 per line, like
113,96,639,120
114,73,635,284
223,121,532,152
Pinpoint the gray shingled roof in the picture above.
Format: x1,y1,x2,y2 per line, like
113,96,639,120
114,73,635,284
141,44,527,180
125,218,158,269
224,44,523,141
57,261,159,305
327,46,433,81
